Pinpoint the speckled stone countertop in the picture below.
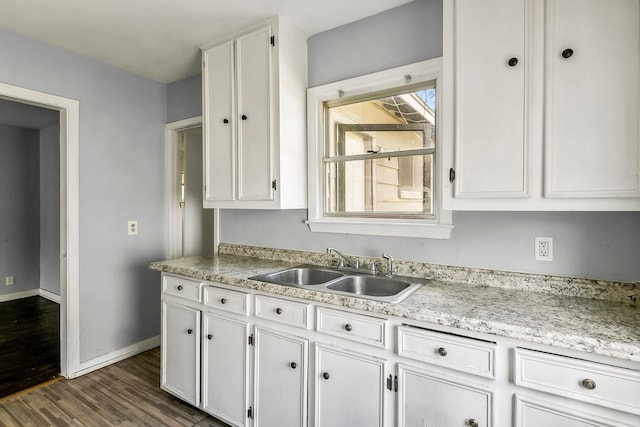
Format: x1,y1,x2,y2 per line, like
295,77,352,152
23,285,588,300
150,244,640,363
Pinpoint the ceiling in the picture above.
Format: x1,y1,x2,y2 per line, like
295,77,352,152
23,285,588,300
0,0,412,84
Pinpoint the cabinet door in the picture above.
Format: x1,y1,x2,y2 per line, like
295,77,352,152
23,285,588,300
452,0,529,198
398,364,491,427
545,0,640,198
236,26,273,201
254,327,308,427
203,40,235,202
161,301,200,406
202,313,249,426
315,344,387,427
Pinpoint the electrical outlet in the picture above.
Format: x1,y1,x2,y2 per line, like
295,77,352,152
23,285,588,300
6,275,14,286
535,237,553,261
128,220,138,236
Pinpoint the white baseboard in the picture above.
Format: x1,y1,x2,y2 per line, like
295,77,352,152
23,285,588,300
39,289,61,303
0,289,39,302
74,335,161,378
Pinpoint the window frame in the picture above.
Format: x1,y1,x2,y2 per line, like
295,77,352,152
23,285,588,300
306,58,453,239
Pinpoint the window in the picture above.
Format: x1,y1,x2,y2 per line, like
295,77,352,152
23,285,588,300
306,58,453,238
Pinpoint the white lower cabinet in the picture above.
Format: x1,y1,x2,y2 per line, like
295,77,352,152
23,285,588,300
253,326,308,427
161,273,640,427
161,300,200,406
397,363,491,427
202,313,250,426
315,344,387,427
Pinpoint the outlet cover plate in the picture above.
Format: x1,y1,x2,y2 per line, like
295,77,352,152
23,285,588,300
535,236,553,261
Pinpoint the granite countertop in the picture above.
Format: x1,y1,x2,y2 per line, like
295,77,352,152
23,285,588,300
150,247,640,363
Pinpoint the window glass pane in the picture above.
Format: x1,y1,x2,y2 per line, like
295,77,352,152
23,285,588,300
323,83,436,218
325,154,433,217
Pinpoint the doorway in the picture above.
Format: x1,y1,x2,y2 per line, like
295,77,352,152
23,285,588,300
0,82,80,380
165,117,217,258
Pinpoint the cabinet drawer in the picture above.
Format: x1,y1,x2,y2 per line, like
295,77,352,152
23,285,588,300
255,295,309,329
316,307,387,348
514,348,640,415
203,285,249,316
398,325,496,379
162,275,201,303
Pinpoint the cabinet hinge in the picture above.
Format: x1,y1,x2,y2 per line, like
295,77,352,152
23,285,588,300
386,374,393,391
248,334,254,346
272,179,277,191
270,35,275,46
248,406,254,419
449,167,456,183
394,375,398,393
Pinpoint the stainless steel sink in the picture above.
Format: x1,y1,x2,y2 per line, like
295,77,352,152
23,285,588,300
250,265,427,304
326,275,411,297
258,266,343,286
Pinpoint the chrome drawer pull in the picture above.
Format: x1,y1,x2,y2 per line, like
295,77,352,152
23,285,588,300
276,308,283,315
581,378,596,390
468,419,479,427
437,347,448,357
344,323,353,332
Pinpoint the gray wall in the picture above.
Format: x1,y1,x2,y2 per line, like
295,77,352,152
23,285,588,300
167,0,640,283
167,75,202,123
40,123,60,295
0,28,166,362
0,125,40,295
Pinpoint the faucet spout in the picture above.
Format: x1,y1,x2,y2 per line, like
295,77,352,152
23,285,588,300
382,253,394,277
327,248,360,269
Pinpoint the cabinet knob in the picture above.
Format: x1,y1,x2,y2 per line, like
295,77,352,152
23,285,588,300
187,328,193,335
344,324,353,332
437,347,448,357
241,114,248,120
507,57,518,67
207,334,213,340
561,48,574,59
468,419,479,427
276,308,283,315
322,372,330,380
177,285,183,291
581,378,596,390
290,362,297,369
223,118,229,124
220,298,227,304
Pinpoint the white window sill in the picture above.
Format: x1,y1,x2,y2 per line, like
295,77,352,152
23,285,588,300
305,218,453,239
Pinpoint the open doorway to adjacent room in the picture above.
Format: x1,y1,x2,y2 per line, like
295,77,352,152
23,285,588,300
166,117,217,258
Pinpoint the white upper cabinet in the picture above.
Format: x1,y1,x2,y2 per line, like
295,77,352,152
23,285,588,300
443,0,640,210
202,16,308,209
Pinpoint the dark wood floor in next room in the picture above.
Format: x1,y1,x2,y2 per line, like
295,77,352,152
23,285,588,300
0,296,60,398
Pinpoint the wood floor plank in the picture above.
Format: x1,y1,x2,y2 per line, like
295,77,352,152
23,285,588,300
0,347,229,427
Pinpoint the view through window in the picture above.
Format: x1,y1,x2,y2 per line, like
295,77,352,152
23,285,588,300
324,84,436,218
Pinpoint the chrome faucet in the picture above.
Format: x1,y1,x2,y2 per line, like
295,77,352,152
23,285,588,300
382,253,394,277
326,248,360,269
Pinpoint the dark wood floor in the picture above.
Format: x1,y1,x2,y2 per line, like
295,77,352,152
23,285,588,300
0,296,60,398
0,347,228,426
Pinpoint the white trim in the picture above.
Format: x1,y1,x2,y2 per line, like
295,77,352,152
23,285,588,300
165,116,216,259
75,336,160,377
39,289,61,303
0,289,40,303
306,58,453,239
0,83,80,379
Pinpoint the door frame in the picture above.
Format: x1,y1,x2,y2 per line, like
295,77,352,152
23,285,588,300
0,83,80,378
165,116,219,258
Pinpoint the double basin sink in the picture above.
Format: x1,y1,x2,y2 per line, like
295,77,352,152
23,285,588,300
250,265,429,304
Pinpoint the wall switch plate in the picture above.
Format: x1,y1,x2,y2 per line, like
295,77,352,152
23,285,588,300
535,236,553,261
128,220,138,236
6,275,14,286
